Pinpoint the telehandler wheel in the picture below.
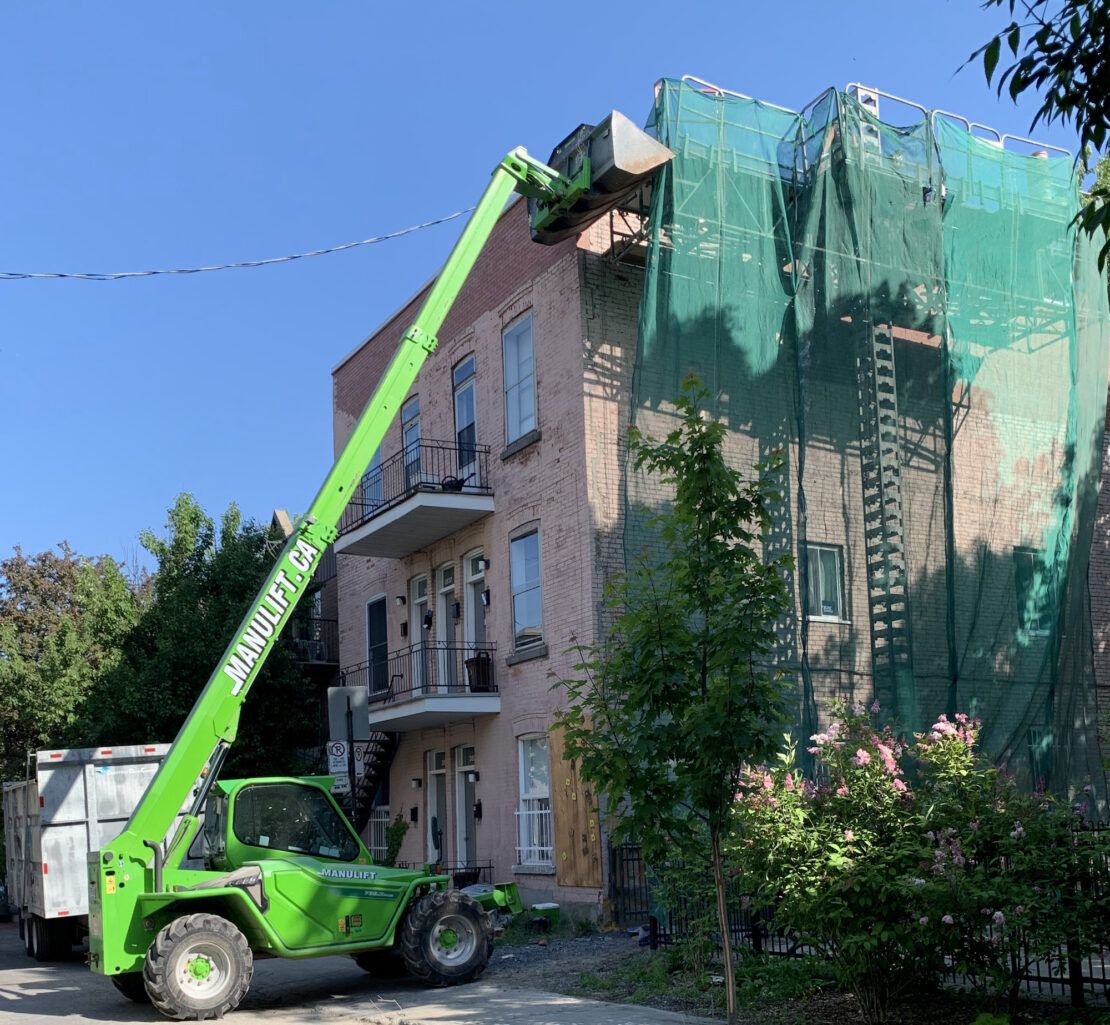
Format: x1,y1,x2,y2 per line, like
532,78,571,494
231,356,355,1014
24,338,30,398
351,949,407,977
400,889,492,986
111,971,151,1003
143,913,253,1021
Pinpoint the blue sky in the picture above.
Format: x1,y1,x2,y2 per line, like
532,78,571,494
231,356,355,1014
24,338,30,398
0,2,1083,574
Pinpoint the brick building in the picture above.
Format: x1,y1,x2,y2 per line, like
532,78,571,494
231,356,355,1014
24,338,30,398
326,78,1109,913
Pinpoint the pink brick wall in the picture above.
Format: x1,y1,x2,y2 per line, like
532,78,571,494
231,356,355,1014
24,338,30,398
332,202,637,910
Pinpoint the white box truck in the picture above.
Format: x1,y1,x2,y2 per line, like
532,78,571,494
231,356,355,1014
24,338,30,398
3,743,169,959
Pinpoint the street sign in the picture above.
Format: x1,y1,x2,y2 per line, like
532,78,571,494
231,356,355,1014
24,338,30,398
327,740,348,774
331,773,351,795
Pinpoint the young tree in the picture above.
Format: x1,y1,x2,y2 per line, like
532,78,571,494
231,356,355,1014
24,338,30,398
971,0,1110,263
0,545,141,778
81,494,321,778
556,376,794,1025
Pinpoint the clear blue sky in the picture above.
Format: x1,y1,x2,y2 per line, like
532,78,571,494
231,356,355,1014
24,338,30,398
1,2,1082,574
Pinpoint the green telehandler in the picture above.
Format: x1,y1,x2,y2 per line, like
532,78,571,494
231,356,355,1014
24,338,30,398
86,111,671,1020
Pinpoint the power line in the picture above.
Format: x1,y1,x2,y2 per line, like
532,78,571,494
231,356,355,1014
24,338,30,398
0,207,475,281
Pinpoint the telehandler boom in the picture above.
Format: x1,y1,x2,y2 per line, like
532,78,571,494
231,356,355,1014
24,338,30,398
87,113,671,1020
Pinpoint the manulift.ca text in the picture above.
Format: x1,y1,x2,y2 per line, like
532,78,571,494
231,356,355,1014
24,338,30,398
222,538,319,694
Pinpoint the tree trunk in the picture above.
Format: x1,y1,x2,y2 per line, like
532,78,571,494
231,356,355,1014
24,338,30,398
711,827,737,1025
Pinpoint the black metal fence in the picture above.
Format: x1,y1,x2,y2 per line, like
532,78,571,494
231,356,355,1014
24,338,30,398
338,439,492,536
608,836,1110,1005
340,642,497,702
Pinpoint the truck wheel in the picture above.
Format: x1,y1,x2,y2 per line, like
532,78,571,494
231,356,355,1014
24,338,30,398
30,917,51,962
352,949,407,977
22,917,33,958
144,914,253,1021
111,972,151,1003
400,890,492,986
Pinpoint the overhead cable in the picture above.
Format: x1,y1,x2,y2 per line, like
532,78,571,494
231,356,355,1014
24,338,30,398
0,207,475,281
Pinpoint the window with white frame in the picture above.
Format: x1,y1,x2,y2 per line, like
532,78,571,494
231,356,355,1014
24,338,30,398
510,529,542,650
516,734,552,866
1014,547,1054,635
805,543,845,621
453,356,477,482
502,313,535,444
401,396,420,490
364,445,383,510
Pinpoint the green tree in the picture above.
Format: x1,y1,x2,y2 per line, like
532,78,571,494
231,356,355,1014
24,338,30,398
0,545,141,778
972,0,1110,263
555,376,794,1025
81,494,321,778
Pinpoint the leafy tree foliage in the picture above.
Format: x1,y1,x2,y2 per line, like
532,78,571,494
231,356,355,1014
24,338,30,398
555,377,794,1025
80,494,322,778
0,545,141,778
972,0,1110,263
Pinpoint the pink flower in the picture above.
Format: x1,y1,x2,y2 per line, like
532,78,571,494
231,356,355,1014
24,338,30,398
851,749,872,767
843,829,855,842
762,773,774,791
892,778,907,792
993,911,1005,926
969,820,979,831
919,916,929,926
875,743,897,774
836,786,849,797
871,700,881,714
1014,906,1024,915
784,773,795,791
942,915,954,925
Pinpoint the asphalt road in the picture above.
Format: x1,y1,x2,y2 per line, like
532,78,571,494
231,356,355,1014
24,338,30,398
0,919,714,1025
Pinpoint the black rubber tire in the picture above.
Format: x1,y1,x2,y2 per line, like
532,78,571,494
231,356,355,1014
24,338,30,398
30,917,48,962
351,949,408,977
22,917,33,958
143,914,253,1021
399,889,492,987
112,971,152,1003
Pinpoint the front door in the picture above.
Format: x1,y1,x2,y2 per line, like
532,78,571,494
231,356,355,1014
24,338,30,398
455,745,477,867
426,749,447,866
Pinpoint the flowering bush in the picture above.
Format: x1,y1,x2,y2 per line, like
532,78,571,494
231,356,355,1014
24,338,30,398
729,702,1110,1023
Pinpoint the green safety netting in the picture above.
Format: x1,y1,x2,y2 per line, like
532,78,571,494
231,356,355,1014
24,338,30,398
630,78,1109,808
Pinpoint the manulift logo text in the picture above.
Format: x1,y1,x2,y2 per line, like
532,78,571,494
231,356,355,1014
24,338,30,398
221,538,319,695
320,868,377,880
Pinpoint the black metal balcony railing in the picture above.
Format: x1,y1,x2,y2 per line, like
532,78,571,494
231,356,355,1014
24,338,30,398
338,439,492,537
288,617,339,664
340,642,497,704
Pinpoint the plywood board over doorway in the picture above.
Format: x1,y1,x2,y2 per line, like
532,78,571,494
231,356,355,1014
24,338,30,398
549,726,602,888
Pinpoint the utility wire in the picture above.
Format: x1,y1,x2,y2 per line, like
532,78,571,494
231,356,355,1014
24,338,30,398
0,207,475,281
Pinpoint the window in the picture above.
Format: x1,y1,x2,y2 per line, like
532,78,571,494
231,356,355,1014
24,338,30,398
366,596,389,696
411,575,430,692
436,563,459,690
463,550,486,651
402,396,421,490
503,314,535,444
806,543,845,621
364,446,383,510
232,782,359,860
453,356,477,482
516,734,552,866
1014,547,1054,635
510,529,543,649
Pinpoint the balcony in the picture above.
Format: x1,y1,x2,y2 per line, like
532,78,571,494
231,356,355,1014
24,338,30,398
339,642,499,731
335,440,494,559
288,617,339,666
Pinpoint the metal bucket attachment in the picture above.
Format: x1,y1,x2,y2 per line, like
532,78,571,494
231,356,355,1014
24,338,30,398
529,110,673,246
